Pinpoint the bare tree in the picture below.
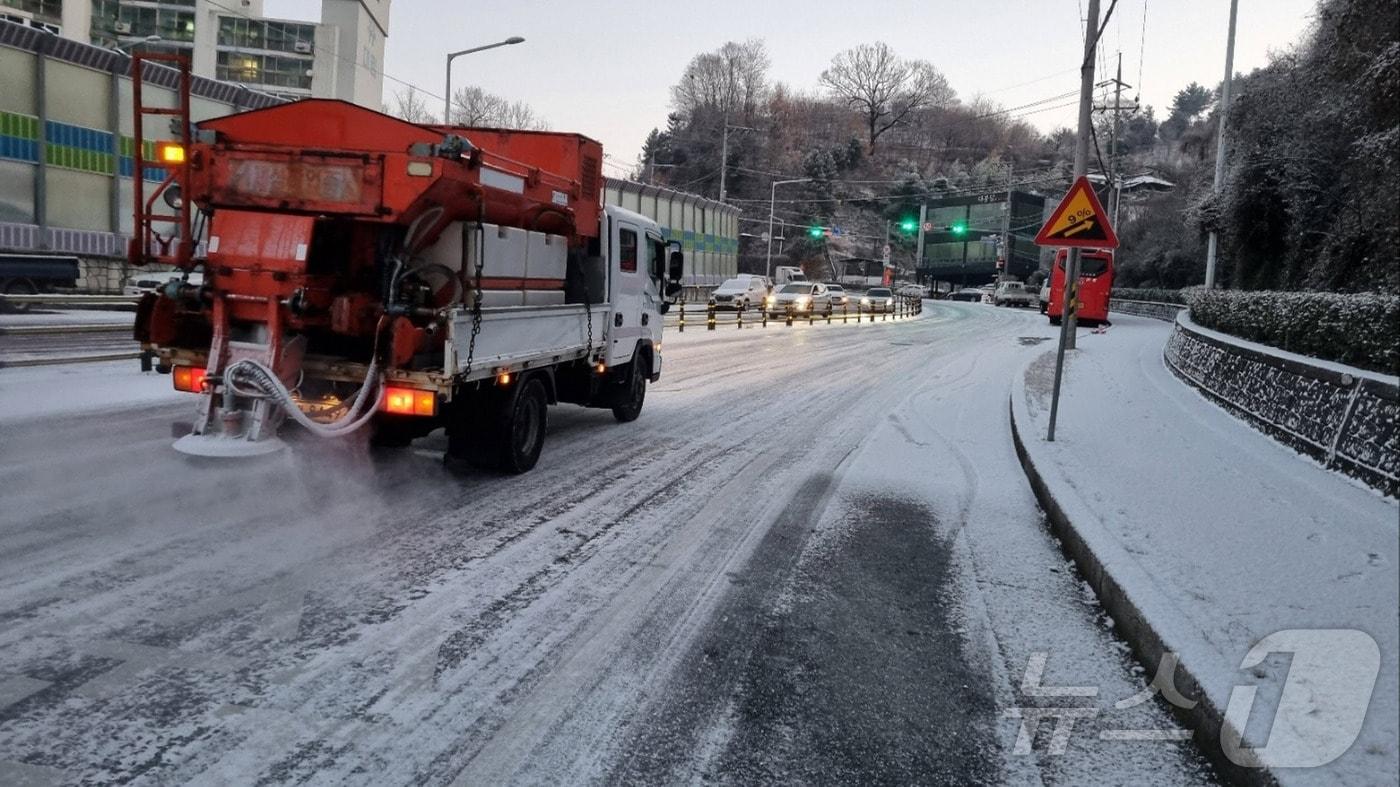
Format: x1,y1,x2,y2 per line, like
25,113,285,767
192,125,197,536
670,38,770,118
820,42,955,150
450,86,547,130
389,86,438,124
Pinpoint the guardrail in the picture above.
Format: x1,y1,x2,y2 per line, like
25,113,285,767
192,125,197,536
0,324,132,335
665,294,924,331
0,293,141,306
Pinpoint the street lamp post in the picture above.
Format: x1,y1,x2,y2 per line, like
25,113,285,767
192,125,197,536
443,36,525,123
766,178,812,279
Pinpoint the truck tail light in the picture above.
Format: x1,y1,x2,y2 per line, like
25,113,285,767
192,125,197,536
157,142,186,165
172,365,207,392
382,386,437,416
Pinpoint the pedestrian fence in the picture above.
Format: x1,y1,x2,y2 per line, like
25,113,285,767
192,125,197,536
668,294,924,333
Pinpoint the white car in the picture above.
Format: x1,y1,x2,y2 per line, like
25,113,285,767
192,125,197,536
978,284,996,304
993,281,1036,308
860,287,895,312
709,276,770,311
896,284,927,298
826,284,850,308
765,282,830,315
123,271,203,297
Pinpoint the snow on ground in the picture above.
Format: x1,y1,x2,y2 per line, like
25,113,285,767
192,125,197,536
1014,313,1399,787
0,359,183,425
0,302,1217,784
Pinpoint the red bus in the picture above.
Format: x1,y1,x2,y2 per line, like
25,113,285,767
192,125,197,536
1046,249,1114,326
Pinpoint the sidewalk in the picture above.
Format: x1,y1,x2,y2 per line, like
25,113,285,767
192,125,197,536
1010,314,1398,787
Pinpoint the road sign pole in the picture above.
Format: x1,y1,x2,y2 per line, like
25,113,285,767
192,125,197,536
1047,0,1101,442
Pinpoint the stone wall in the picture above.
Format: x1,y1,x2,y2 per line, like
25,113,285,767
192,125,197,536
1164,312,1399,497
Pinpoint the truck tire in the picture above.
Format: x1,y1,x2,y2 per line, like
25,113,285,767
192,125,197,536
451,377,549,473
611,358,647,423
2,279,37,314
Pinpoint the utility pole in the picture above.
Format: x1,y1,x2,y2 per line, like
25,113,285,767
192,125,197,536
1047,0,1102,442
915,203,928,277
1102,53,1134,227
999,162,1014,283
1204,0,1240,289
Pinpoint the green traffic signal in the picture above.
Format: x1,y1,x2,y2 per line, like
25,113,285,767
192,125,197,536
808,225,824,238
950,222,967,236
899,218,917,233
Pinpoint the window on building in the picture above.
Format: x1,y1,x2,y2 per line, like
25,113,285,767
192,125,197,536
217,15,314,53
216,51,312,90
2,0,62,23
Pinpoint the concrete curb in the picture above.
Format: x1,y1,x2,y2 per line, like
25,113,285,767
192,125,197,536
1007,370,1276,787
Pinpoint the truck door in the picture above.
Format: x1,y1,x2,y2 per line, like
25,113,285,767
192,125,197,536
607,219,644,367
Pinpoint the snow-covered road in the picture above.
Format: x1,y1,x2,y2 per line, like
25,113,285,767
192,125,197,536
0,303,1216,785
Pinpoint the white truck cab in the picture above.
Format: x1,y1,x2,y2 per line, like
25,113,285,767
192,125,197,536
774,265,807,284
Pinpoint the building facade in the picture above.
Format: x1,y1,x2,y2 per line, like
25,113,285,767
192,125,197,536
603,178,739,292
0,0,386,105
917,190,1048,289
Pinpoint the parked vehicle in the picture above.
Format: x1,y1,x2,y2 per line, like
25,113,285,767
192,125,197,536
993,281,1036,307
129,82,685,472
0,253,79,312
765,282,829,315
774,265,807,285
708,276,769,311
1039,282,1051,313
978,284,996,303
896,284,928,298
946,288,985,302
826,284,850,308
1046,249,1115,327
861,287,895,312
124,270,204,298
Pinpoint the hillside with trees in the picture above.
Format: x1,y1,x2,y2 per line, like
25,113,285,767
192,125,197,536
616,0,1397,295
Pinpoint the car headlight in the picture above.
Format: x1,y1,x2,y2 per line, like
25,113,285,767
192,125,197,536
795,296,809,307
860,297,870,305
765,295,776,305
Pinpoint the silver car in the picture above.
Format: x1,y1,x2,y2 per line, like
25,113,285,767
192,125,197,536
860,287,895,312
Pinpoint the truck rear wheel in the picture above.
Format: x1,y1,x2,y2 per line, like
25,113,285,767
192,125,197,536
611,359,646,423
450,377,548,474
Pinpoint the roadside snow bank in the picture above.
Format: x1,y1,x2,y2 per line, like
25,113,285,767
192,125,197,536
1010,314,1398,787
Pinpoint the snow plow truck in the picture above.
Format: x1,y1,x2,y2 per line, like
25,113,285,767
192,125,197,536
129,55,683,472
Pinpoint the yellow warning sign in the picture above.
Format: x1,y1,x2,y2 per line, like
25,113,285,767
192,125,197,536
1035,176,1119,248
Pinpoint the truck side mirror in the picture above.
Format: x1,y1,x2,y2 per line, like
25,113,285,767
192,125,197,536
667,244,684,282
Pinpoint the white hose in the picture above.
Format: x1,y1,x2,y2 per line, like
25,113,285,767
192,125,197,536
224,357,383,438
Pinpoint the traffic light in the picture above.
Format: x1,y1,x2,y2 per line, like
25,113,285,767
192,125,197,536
808,225,824,238
899,217,917,233
949,222,968,236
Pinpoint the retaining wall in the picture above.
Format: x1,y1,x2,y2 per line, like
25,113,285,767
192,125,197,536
1164,311,1399,497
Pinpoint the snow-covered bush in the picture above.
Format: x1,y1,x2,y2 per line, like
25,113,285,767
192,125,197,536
1187,289,1400,374
1112,288,1188,305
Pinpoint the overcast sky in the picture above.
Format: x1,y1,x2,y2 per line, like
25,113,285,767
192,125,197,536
268,1,1318,176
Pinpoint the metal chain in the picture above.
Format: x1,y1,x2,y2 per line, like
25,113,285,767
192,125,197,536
461,223,486,377
584,265,594,363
